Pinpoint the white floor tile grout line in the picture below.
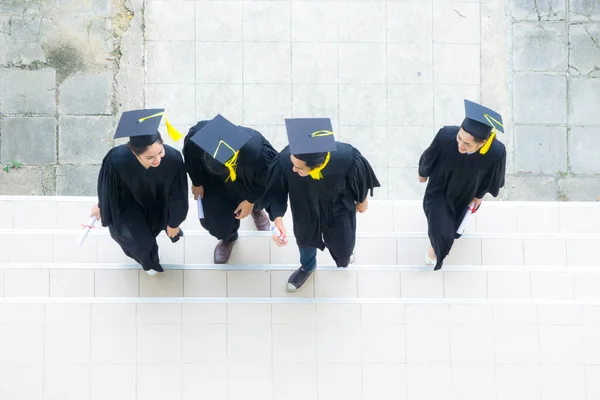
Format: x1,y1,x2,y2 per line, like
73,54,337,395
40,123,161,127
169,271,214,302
2,263,599,272
2,297,600,305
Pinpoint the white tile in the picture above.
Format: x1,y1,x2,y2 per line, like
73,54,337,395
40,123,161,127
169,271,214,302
451,364,495,400
228,363,272,400
587,366,600,398
443,271,487,298
361,304,405,324
195,1,242,42
539,326,585,364
137,364,182,400
541,365,586,400
406,324,450,363
567,239,600,266
291,2,337,42
227,270,271,297
146,41,195,84
496,365,541,400
517,204,560,233
575,273,600,299
317,304,360,325
227,304,271,323
273,323,317,363
494,304,539,325
434,43,480,84
97,236,132,263
139,270,183,297
227,323,272,363
0,200,14,228
9,235,53,262
394,203,427,232
91,364,136,400
494,325,539,364
0,323,44,364
388,2,432,43
317,323,361,363
44,363,90,400
137,304,182,324
271,270,315,298
91,321,136,363
524,238,567,266
0,304,44,324
45,322,90,363
273,363,318,400
339,43,386,84
476,206,518,233
584,326,600,364
538,304,583,325
487,271,531,298
318,363,362,400
449,304,493,325
397,237,431,265
46,303,90,323
363,364,407,400
242,2,290,41
0,362,43,400
156,234,185,264
182,323,227,363
356,202,394,232
183,270,227,297
146,1,195,41
406,364,451,400
270,239,303,264
137,323,182,363
559,206,600,234
229,236,271,264
405,304,450,325
92,304,136,324
54,234,99,262
444,238,483,266
94,270,139,297
49,269,94,297
196,83,244,123
433,1,480,43
362,324,406,363
451,324,495,363
3,269,49,297
357,271,401,298
401,271,444,298
314,270,358,298
12,200,56,228
531,271,574,299
482,238,524,266
355,237,397,265
182,304,226,324
272,304,316,325
337,2,385,42
183,364,227,400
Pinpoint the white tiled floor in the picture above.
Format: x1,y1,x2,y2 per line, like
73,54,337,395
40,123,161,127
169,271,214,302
0,302,598,399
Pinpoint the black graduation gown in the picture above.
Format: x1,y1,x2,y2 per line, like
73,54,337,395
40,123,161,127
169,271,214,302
264,142,380,267
418,126,506,270
182,121,278,241
97,144,189,271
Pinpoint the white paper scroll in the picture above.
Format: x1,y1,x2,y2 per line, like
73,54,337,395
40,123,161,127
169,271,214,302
456,202,476,235
197,198,204,219
77,215,97,246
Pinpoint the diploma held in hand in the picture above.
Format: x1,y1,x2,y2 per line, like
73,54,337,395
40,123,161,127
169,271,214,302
78,215,97,246
197,198,204,219
456,202,476,235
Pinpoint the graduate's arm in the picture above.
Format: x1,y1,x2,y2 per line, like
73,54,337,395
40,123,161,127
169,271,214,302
475,149,507,199
418,130,442,178
263,157,289,221
166,159,190,229
349,148,381,205
96,151,118,227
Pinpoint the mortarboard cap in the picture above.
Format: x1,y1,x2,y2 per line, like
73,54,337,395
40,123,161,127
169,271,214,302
114,109,166,147
189,114,251,164
461,100,504,140
285,118,337,155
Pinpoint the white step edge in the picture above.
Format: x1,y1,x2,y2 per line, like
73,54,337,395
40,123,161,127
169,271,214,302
2,229,600,240
1,263,600,272
1,296,600,305
2,195,599,208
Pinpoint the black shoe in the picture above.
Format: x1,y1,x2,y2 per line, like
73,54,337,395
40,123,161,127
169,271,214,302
287,266,314,292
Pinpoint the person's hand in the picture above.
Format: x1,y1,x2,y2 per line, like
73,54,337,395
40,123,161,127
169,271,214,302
234,200,254,220
356,199,368,213
166,226,180,238
192,185,204,200
470,197,483,211
418,175,427,183
272,217,288,246
90,203,101,222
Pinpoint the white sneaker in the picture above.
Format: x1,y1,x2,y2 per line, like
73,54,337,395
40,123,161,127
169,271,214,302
146,269,158,276
349,253,356,264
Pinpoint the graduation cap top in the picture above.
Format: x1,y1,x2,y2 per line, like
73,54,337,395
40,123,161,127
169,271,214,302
284,118,337,155
189,114,251,164
461,100,504,139
114,109,183,147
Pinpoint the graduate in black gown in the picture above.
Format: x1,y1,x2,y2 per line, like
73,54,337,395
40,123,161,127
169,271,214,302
91,109,189,275
182,114,278,264
418,100,507,270
264,118,380,292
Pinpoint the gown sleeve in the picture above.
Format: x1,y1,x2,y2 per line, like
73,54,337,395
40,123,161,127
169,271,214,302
182,134,210,187
418,131,442,178
475,149,506,199
167,158,190,228
245,138,279,204
263,156,289,221
348,148,381,203
96,151,121,228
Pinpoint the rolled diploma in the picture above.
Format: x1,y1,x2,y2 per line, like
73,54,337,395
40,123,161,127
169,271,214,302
456,202,476,235
197,198,204,219
77,215,97,246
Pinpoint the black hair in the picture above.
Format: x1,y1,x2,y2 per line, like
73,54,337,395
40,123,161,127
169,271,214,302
203,151,229,177
293,152,327,169
128,132,163,156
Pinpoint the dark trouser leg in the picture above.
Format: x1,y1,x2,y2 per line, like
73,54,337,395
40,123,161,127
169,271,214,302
323,212,356,268
299,247,318,272
199,197,240,243
424,201,455,270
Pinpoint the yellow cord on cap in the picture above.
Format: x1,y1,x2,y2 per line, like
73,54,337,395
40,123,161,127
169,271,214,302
479,113,504,155
308,152,331,180
213,140,239,182
137,111,183,142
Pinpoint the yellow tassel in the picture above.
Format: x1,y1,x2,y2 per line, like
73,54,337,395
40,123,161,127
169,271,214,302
308,152,331,180
165,118,183,142
224,150,239,182
479,130,495,155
